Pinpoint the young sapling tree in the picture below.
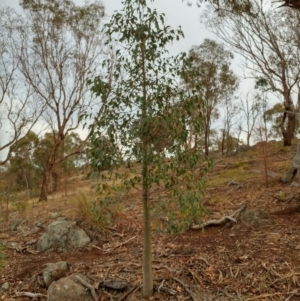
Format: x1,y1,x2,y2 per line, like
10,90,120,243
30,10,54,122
88,0,211,297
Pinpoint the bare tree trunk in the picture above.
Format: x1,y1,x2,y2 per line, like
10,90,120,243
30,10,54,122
194,133,198,150
221,129,225,155
39,138,63,202
204,125,209,156
141,36,153,298
247,134,250,147
281,111,296,146
39,168,50,202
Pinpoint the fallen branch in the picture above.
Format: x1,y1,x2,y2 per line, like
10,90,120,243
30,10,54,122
75,275,98,301
287,193,300,203
245,291,300,301
15,291,47,298
191,203,247,229
98,280,128,290
228,180,244,189
173,277,198,301
112,236,136,251
117,285,141,301
270,272,300,286
6,242,39,254
154,281,177,296
92,236,136,254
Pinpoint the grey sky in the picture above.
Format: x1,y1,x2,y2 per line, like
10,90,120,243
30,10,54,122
0,0,211,55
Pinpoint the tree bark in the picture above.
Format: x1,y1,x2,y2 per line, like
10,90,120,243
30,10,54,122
204,124,209,156
38,137,63,202
141,36,153,298
281,111,296,146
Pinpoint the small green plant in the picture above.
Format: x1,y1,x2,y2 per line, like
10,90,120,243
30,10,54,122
0,191,17,222
0,243,6,268
76,193,116,229
12,200,27,212
87,0,212,296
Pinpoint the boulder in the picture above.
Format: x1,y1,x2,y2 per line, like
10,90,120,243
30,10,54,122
43,261,70,287
47,273,94,301
281,142,300,183
1,282,9,290
37,220,90,252
240,209,273,228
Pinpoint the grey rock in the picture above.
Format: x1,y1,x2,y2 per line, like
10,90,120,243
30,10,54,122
290,181,300,187
240,209,273,228
37,220,90,252
1,282,9,290
25,239,37,245
43,261,70,287
47,273,94,301
10,219,23,231
281,142,300,183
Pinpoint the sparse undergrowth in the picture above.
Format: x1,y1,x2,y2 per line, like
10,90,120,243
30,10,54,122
1,142,300,300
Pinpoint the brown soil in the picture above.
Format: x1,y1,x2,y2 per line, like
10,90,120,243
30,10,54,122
1,143,300,300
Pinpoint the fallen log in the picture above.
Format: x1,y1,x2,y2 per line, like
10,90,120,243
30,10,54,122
191,203,247,229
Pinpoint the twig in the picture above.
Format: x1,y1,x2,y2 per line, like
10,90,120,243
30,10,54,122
287,193,300,203
158,279,165,291
261,262,281,278
117,285,141,301
154,282,177,296
112,236,136,250
227,178,237,186
91,244,102,251
103,290,114,301
75,275,98,301
197,256,210,266
173,277,197,301
270,272,300,285
265,193,284,203
93,236,136,254
228,180,244,189
15,291,47,298
245,291,299,301
220,289,243,301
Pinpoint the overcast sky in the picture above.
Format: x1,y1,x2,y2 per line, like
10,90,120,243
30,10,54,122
0,0,212,55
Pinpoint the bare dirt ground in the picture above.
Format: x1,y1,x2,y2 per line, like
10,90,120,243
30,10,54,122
1,142,300,301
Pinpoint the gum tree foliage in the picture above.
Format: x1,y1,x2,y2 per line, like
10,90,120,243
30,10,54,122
0,7,43,165
16,0,106,201
220,96,240,155
183,0,255,15
87,134,123,173
33,132,83,192
8,131,39,191
202,1,300,146
182,40,239,155
239,92,262,147
87,0,210,297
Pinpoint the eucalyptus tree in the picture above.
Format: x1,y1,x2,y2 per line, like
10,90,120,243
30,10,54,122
8,131,39,191
203,1,300,146
220,96,240,155
88,0,209,297
184,0,255,13
15,0,106,201
32,132,84,193
182,39,239,155
240,92,262,146
0,7,42,165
